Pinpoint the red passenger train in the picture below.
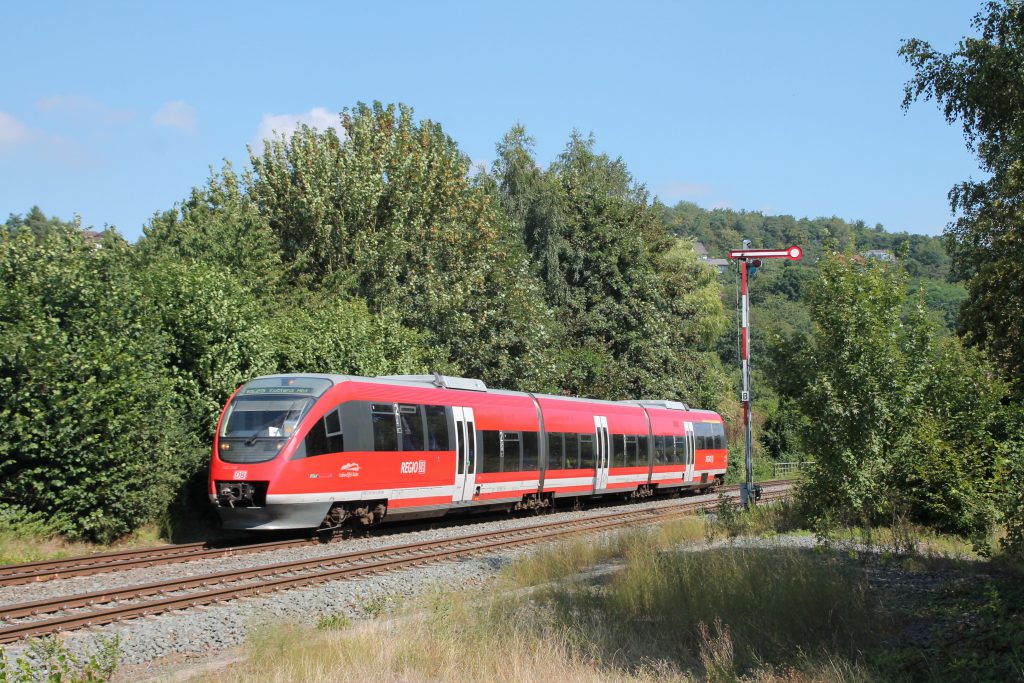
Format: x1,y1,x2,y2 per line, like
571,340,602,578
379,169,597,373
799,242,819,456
209,374,728,531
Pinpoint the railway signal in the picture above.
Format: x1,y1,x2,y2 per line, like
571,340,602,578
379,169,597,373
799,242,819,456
727,242,803,507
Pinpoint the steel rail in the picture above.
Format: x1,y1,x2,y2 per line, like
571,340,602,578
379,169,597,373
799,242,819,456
0,538,320,588
0,480,794,587
0,485,790,644
0,541,208,577
0,495,738,620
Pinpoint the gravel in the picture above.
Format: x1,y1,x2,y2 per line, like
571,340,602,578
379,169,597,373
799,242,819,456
0,486,782,678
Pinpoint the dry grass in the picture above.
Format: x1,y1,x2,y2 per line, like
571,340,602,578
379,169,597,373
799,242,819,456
200,546,878,682
503,515,709,588
822,522,991,561
196,505,881,683
0,513,165,566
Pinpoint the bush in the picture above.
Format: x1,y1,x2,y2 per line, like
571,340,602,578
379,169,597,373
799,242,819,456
796,254,1005,542
0,635,119,682
0,227,194,542
998,409,1024,559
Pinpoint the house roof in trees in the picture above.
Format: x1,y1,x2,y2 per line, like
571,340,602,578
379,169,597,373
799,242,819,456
860,249,895,262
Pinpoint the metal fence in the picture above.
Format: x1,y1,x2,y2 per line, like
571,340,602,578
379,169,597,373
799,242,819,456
772,461,810,478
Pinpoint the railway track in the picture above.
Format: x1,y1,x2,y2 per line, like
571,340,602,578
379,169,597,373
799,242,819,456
0,537,327,588
0,480,792,587
0,484,790,644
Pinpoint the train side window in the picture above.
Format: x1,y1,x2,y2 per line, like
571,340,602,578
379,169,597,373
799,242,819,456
302,416,329,457
398,404,424,451
713,423,726,450
612,434,626,468
579,433,595,469
637,436,649,466
324,409,341,436
296,409,345,459
371,403,399,452
322,408,344,454
671,435,680,464
674,436,688,465
481,430,501,473
699,423,710,451
564,433,578,468
547,432,563,470
466,418,475,473
522,432,539,471
501,431,522,472
654,435,668,464
424,405,450,451
624,435,638,467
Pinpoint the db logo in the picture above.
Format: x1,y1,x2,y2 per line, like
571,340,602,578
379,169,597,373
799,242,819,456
232,470,248,480
400,460,427,474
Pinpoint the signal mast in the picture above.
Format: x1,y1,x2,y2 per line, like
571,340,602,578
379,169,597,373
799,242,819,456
727,242,803,507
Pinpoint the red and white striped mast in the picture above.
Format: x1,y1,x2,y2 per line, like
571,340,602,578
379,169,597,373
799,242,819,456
727,242,803,507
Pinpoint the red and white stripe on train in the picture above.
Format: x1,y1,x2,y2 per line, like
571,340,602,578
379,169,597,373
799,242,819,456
209,374,728,531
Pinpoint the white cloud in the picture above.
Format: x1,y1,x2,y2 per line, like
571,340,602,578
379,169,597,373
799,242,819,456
152,100,197,133
36,95,134,124
0,111,92,167
0,111,34,146
252,107,339,147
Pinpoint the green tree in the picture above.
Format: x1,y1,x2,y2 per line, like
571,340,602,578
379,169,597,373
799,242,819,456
797,254,909,525
494,128,728,405
998,407,1024,557
249,102,560,391
139,164,284,295
797,253,1004,539
901,0,1024,384
267,294,440,376
0,221,193,542
137,259,277,452
5,205,84,239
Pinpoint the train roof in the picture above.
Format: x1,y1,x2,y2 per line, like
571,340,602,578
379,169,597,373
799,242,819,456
242,373,719,416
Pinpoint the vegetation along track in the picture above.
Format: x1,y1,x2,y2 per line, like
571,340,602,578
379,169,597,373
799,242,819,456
0,481,792,588
0,483,790,644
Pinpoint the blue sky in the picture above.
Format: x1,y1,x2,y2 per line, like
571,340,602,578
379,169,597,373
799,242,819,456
1,1,983,241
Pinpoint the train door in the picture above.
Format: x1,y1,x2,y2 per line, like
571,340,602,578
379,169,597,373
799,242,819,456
594,415,610,492
684,421,696,484
452,407,477,503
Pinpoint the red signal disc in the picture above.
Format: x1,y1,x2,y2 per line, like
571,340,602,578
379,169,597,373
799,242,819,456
787,246,803,260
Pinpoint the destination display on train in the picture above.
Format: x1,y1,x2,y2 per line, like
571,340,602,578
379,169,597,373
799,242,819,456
241,386,314,395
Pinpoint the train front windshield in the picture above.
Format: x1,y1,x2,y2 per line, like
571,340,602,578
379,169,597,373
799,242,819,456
221,396,313,439
217,377,333,463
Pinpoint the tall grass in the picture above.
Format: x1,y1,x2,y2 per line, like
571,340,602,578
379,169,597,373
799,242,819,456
503,516,709,588
591,545,879,670
0,505,165,566
199,505,880,682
